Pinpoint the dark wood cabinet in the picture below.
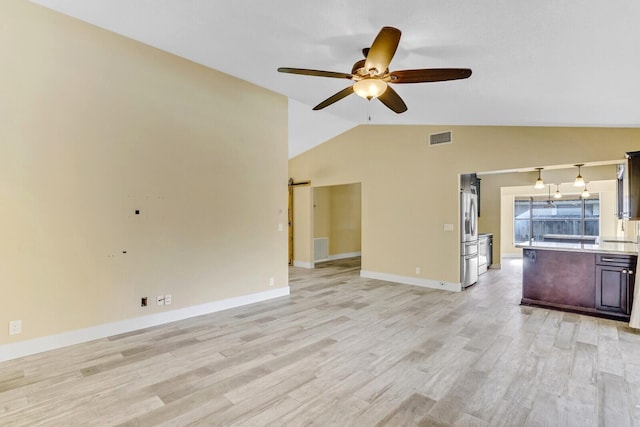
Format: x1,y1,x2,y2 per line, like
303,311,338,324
596,254,635,315
522,249,595,309
521,249,636,321
619,150,640,220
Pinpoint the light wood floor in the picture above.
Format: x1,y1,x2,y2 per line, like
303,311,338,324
1,258,640,426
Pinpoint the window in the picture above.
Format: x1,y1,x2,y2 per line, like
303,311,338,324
514,196,600,243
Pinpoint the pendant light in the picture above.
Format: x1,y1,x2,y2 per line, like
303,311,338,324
574,164,585,187
554,183,562,199
534,167,545,189
545,184,555,207
582,183,590,198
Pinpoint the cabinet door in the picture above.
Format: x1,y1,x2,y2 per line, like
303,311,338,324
596,265,627,313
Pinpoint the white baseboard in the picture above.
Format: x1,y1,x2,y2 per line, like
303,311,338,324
0,286,290,363
501,253,523,259
293,260,314,269
328,251,362,261
360,270,461,292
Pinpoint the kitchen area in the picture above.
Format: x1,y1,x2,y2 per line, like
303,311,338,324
461,152,640,327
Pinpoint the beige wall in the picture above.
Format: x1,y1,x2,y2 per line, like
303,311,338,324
313,184,362,257
293,186,312,265
289,125,640,285
0,1,288,345
313,187,331,239
329,183,362,256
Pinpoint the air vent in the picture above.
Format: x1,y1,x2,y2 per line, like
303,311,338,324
429,131,452,146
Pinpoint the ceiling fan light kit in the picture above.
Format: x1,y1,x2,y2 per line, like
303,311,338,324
353,79,387,99
278,26,471,114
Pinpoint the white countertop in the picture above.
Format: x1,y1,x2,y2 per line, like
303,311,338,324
516,240,639,255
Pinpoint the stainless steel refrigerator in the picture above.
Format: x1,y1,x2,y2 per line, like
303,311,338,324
460,189,479,288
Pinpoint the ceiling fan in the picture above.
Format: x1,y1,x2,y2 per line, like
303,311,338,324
277,26,472,114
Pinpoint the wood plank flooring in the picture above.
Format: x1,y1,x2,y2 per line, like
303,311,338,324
1,258,640,426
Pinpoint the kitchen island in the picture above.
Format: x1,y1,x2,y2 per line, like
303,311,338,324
517,240,637,321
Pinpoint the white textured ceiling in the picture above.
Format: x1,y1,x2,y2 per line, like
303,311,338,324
32,1,640,157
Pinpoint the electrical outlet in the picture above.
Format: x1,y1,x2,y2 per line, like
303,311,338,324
156,295,165,306
164,294,172,305
269,277,275,287
415,267,420,275
141,297,148,307
9,320,22,335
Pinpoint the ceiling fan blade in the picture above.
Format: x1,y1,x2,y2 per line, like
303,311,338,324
313,86,355,110
364,27,401,76
277,67,353,79
377,86,407,114
390,68,472,84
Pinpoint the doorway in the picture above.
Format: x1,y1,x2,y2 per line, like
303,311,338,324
288,179,310,266
289,182,362,269
288,185,293,265
312,183,362,264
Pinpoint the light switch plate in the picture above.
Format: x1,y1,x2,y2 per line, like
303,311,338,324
444,224,454,232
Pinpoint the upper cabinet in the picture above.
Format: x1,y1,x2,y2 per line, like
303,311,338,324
617,151,640,220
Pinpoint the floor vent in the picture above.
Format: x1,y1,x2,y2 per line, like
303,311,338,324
314,237,329,262
429,131,452,146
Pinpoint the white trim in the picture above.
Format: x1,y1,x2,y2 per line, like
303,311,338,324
0,286,290,363
328,251,362,260
501,252,523,259
293,260,314,269
489,264,502,270
360,270,462,292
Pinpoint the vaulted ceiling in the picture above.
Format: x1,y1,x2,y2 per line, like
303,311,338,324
33,1,640,157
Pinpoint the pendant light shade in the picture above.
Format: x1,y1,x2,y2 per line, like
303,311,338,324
534,167,545,189
582,184,590,198
554,184,562,199
574,164,585,187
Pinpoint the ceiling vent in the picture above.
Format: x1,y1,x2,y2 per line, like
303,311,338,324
429,131,452,146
